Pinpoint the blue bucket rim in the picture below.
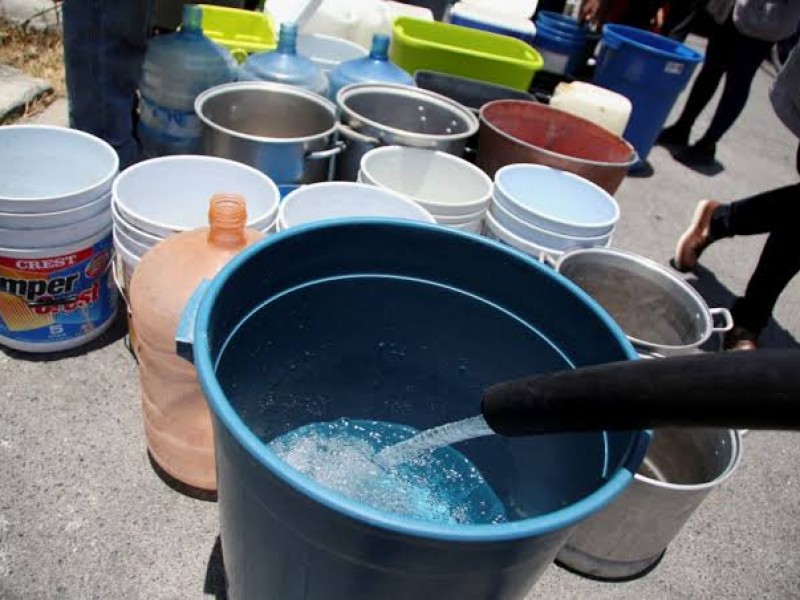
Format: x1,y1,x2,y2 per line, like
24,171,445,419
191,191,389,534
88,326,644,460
193,219,647,542
601,24,703,63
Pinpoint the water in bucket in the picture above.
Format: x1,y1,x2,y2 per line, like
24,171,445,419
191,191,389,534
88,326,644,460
269,416,505,524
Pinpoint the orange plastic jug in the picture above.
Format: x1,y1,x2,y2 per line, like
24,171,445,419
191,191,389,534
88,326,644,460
129,194,264,492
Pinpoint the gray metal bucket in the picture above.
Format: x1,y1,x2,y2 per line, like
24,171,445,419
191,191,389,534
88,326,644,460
557,427,742,580
555,248,733,357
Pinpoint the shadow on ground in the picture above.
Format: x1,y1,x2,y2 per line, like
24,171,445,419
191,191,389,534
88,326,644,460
205,536,227,600
688,264,799,350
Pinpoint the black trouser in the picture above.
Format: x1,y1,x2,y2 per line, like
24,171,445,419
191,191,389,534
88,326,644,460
671,16,773,145
708,145,800,333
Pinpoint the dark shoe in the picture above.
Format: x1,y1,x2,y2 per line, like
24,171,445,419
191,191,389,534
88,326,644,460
675,141,716,167
656,124,690,147
672,199,721,272
723,326,759,351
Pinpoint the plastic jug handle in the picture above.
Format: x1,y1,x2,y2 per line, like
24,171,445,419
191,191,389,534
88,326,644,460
176,278,212,363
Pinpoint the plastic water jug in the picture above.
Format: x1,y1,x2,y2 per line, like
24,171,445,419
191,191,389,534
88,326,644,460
550,81,632,137
129,194,264,492
138,5,237,157
240,22,329,97
328,34,414,100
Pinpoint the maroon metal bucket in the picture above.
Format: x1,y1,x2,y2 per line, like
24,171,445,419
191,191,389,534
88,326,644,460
478,101,637,194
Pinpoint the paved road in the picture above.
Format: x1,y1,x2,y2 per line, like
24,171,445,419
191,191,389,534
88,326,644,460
2,44,799,599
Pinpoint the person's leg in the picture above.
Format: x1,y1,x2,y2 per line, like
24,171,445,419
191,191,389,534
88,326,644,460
657,16,732,145
692,30,774,149
63,0,153,170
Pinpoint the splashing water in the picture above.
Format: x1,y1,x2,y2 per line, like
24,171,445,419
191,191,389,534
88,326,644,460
269,417,506,525
375,415,495,468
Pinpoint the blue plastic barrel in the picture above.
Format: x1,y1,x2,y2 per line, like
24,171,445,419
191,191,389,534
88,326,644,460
180,221,650,600
534,22,588,75
593,24,703,167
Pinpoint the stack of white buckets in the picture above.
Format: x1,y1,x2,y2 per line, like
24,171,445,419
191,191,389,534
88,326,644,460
484,164,619,264
111,156,281,292
0,126,119,353
358,146,492,233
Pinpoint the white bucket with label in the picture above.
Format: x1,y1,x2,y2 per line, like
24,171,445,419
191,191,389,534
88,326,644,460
0,126,119,353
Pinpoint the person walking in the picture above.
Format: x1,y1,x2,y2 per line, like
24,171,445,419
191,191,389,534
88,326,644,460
658,0,800,166
672,40,800,350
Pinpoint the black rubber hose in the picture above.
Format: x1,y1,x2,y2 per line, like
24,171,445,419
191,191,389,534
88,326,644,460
481,350,800,436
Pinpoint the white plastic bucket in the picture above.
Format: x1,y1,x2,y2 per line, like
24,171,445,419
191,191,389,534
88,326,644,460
278,182,435,230
297,33,368,73
490,199,612,251
493,164,620,238
359,146,493,218
0,126,118,214
483,209,563,264
452,217,484,234
113,236,141,295
112,156,280,238
0,126,119,353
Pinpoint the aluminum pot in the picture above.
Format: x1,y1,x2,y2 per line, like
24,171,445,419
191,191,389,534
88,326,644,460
478,100,637,194
195,82,344,185
557,427,742,580
555,248,733,357
335,83,479,181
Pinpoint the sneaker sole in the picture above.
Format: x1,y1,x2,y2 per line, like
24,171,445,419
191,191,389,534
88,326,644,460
673,200,713,273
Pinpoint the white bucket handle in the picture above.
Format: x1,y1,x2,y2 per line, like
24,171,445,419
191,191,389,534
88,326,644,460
709,307,734,333
112,251,131,309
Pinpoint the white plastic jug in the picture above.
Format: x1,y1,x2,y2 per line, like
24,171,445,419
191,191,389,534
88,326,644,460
550,82,633,137
298,0,389,49
459,0,539,20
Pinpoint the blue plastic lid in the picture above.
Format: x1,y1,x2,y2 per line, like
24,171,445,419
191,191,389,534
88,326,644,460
328,34,413,99
241,22,328,94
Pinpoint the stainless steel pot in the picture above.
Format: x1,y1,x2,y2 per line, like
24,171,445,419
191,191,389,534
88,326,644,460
557,428,742,580
555,247,733,356
195,82,344,185
335,83,479,181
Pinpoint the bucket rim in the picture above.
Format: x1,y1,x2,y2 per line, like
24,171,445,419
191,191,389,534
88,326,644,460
111,155,280,237
192,219,648,542
479,100,639,169
337,83,480,143
601,24,704,64
195,81,340,145
0,125,119,205
494,164,620,233
634,429,743,491
555,247,718,351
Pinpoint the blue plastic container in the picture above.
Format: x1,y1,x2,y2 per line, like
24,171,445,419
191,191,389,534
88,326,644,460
327,34,414,101
179,221,650,600
240,23,329,97
138,5,237,157
533,22,588,75
593,24,703,167
449,6,536,44
535,11,588,37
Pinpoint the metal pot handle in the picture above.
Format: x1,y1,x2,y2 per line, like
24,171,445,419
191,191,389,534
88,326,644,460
336,123,381,146
306,140,346,161
710,307,734,333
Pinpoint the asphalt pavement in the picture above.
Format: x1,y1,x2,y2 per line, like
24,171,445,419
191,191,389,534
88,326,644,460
2,40,799,599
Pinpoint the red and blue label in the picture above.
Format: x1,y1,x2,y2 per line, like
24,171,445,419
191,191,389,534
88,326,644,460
0,235,117,346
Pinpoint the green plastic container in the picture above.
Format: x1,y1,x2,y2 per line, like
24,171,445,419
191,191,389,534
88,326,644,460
390,17,542,91
198,4,276,63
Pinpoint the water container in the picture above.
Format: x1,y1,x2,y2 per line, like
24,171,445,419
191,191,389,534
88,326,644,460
448,3,536,44
593,25,703,167
138,5,237,158
241,22,329,97
177,220,650,600
550,81,632,136
328,34,414,100
129,194,264,492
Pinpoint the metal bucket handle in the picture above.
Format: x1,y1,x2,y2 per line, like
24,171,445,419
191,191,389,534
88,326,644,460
306,140,346,161
709,307,734,333
336,123,382,147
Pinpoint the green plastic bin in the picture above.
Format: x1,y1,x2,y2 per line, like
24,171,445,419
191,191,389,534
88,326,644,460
390,17,543,91
198,4,276,63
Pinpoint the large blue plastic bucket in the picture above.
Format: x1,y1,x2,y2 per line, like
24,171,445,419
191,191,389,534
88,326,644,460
534,22,588,74
593,24,703,167
181,221,650,600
